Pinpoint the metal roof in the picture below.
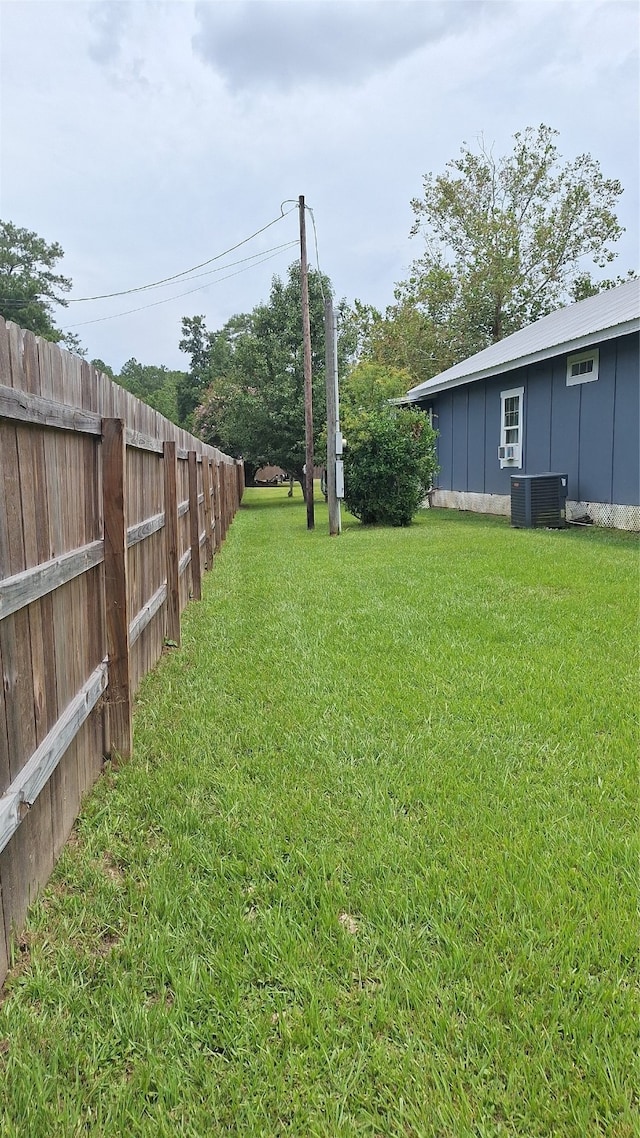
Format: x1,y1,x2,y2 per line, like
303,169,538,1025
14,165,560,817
404,278,640,401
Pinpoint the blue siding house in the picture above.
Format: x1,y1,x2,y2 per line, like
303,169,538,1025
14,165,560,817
403,280,640,530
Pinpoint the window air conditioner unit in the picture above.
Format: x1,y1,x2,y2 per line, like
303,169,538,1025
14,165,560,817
498,444,520,461
511,473,568,529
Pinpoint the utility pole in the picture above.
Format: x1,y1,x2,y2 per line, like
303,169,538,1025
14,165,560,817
299,194,314,530
325,296,342,535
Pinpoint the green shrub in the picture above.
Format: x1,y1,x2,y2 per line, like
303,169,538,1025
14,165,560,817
342,407,438,526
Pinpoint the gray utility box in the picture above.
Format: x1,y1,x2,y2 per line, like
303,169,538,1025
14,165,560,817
510,473,568,529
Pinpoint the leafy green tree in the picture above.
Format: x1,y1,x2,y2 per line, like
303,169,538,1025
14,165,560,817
570,268,638,303
0,220,84,354
409,124,625,347
90,358,116,379
177,314,249,429
341,361,412,416
186,262,349,493
343,407,438,527
353,127,630,390
114,358,184,425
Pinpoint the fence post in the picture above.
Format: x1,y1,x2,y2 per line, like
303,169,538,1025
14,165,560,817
213,460,222,552
102,418,132,759
202,457,213,569
188,451,202,600
222,464,229,539
163,441,180,646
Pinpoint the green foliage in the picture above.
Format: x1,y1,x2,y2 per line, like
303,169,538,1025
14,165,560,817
343,407,438,526
410,124,624,341
352,126,630,389
177,313,248,430
90,358,116,379
186,261,350,484
570,268,638,303
0,219,84,354
115,357,184,426
341,361,412,415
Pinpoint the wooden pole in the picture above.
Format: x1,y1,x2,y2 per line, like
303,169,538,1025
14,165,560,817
102,417,132,759
325,297,342,536
299,195,315,530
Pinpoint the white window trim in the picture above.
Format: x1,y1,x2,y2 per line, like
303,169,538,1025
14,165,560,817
499,386,524,469
566,348,599,386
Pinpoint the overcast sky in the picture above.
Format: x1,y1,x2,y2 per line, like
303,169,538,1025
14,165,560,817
1,0,638,372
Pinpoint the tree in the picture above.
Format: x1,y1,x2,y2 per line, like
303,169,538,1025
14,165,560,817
341,361,412,416
91,358,116,379
114,358,185,426
342,407,438,527
0,220,84,353
177,313,249,429
186,261,350,493
352,127,630,391
408,125,625,350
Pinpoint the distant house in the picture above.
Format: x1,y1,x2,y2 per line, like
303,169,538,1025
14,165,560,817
254,465,286,485
403,279,640,530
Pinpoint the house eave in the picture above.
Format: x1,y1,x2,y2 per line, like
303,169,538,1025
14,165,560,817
402,317,640,404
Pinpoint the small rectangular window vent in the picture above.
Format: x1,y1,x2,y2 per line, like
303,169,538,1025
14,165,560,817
567,349,599,386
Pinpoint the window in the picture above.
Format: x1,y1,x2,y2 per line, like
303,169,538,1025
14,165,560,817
566,348,599,386
498,386,524,468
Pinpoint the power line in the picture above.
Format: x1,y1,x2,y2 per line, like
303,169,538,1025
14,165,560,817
63,203,298,302
305,204,325,302
0,239,299,309
62,241,299,329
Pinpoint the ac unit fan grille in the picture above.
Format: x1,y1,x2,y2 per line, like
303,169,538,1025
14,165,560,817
530,480,564,525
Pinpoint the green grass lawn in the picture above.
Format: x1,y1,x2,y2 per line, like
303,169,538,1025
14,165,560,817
1,489,638,1137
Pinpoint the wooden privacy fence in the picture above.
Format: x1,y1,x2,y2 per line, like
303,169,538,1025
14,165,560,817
0,316,244,985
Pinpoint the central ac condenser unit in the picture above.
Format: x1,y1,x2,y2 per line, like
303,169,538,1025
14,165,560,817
510,473,568,529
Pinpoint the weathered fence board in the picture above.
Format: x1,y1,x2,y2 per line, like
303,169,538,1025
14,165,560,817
0,659,108,856
0,542,104,621
0,315,243,985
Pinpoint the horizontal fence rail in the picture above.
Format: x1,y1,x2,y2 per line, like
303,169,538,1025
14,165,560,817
0,315,245,985
0,541,104,621
0,660,109,857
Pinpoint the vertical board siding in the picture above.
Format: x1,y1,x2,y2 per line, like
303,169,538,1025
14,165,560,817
0,315,242,985
467,385,486,494
612,334,640,505
451,389,469,491
428,331,638,508
435,392,453,491
578,342,615,503
549,358,582,497
523,363,551,475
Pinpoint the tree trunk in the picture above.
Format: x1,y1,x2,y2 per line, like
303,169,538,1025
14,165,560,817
294,467,306,501
243,461,258,487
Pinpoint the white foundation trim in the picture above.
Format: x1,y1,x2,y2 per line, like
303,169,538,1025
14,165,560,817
426,490,639,531
429,490,511,516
